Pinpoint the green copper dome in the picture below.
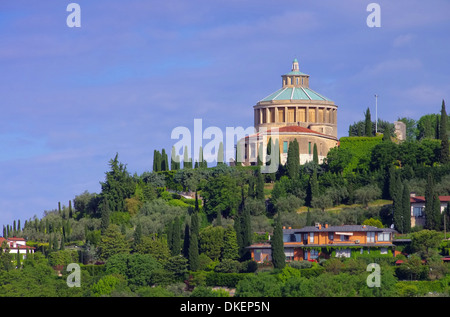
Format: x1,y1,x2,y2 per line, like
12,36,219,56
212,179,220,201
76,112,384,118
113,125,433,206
259,86,332,102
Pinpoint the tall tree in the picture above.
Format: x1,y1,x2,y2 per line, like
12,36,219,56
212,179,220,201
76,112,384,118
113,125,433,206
364,107,372,137
100,153,135,212
440,100,449,164
100,197,110,235
286,140,300,179
306,168,319,207
392,174,404,233
240,201,252,261
425,173,440,230
222,225,239,261
161,148,169,171
217,142,225,166
171,217,181,256
153,150,161,172
402,183,411,233
313,143,319,164
255,170,265,201
188,231,199,271
271,213,285,269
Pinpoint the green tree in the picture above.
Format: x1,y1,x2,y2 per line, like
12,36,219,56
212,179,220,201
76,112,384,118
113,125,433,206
188,232,199,271
235,273,282,297
202,174,241,220
440,100,449,164
425,173,441,230
161,148,169,171
198,226,225,261
153,150,161,172
255,171,265,201
410,229,441,260
271,213,285,269
222,225,239,261
100,197,110,234
286,139,300,179
98,224,131,261
402,183,411,233
170,217,182,256
100,153,135,212
217,142,225,165
364,107,372,136
306,168,319,207
313,143,319,164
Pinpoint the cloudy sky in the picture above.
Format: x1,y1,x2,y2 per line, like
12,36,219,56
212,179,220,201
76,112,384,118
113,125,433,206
1,0,449,228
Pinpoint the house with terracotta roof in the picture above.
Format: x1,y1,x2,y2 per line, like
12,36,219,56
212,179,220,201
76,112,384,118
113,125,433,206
410,193,450,227
248,223,397,263
0,236,35,257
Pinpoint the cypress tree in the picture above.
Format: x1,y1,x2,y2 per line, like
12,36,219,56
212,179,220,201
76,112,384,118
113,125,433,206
241,203,252,261
188,232,199,271
286,140,300,179
234,214,243,258
17,249,21,269
170,146,178,170
313,143,319,164
402,183,411,233
393,175,404,233
133,222,142,250
364,107,372,136
425,173,437,230
100,197,110,234
183,222,190,258
171,217,181,256
271,213,285,269
440,100,449,164
162,148,169,171
306,168,319,207
432,192,442,231
217,142,224,165
255,170,265,201
184,146,192,169
248,177,255,198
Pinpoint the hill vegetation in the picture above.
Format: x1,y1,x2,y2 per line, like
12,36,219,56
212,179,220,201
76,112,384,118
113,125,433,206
1,101,450,297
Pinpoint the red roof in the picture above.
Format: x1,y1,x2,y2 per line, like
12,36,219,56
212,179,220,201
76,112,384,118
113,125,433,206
7,237,26,241
410,196,450,203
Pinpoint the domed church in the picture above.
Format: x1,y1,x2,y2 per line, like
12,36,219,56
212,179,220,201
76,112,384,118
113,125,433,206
239,59,339,166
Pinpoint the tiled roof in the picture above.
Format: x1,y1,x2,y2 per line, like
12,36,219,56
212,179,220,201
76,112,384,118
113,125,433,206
283,225,396,234
410,196,450,203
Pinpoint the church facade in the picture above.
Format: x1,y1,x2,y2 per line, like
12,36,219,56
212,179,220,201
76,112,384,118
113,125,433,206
238,59,339,166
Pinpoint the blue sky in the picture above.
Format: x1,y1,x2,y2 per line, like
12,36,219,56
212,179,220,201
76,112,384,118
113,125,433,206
1,0,449,228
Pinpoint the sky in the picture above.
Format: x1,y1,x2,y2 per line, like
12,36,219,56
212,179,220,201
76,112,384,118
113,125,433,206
1,0,449,229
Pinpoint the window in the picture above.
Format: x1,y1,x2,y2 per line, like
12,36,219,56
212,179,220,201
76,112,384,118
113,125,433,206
380,248,388,255
309,232,314,243
283,141,288,153
413,207,423,217
310,249,319,260
285,248,294,261
308,142,311,154
328,233,334,241
367,232,375,243
254,249,261,262
377,232,391,242
339,235,349,242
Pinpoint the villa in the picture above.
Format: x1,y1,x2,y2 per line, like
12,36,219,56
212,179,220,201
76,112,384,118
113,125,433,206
248,223,397,263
